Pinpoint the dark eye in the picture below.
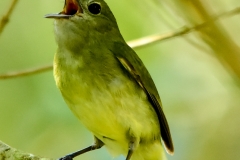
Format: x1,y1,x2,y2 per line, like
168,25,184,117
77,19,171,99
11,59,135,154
88,3,101,15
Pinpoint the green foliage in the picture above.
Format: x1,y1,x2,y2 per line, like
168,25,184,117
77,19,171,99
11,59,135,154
0,0,240,160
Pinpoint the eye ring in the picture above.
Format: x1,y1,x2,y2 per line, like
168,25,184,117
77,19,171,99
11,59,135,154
88,2,101,15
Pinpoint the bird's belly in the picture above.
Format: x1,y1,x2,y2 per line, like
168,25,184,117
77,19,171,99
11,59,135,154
61,76,160,156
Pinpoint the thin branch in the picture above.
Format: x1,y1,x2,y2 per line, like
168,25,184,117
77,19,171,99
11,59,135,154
128,27,190,49
0,64,53,79
0,140,52,160
129,6,240,49
0,6,240,80
0,0,18,35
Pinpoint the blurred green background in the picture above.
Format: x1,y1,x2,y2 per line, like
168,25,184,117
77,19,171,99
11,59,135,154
1,0,240,160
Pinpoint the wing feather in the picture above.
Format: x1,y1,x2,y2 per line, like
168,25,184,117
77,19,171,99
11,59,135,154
116,56,174,154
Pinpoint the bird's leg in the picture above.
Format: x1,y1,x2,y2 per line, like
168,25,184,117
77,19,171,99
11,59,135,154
126,129,137,160
126,140,135,160
59,136,104,160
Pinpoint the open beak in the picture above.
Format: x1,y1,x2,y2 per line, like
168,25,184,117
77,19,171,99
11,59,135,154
45,0,83,19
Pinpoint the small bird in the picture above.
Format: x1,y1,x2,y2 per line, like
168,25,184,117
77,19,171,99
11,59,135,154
45,0,174,160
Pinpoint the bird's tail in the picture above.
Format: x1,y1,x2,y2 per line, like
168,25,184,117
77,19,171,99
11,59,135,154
131,142,166,160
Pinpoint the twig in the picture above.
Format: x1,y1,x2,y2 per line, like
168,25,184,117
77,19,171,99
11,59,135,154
0,6,240,79
0,0,18,35
129,6,240,49
0,64,53,79
0,140,52,160
128,27,190,49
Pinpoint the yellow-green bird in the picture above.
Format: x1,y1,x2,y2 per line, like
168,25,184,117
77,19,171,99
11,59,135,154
45,0,174,160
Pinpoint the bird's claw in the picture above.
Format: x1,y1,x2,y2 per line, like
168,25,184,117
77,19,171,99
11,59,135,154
58,155,73,160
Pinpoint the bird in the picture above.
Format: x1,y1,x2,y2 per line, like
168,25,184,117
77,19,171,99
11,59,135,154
45,0,174,160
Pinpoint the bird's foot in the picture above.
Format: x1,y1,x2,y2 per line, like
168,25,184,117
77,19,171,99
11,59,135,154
58,155,73,160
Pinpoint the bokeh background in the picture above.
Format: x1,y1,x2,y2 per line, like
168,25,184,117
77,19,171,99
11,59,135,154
1,0,240,160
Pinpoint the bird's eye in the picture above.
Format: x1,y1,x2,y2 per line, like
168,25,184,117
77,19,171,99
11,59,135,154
88,2,101,15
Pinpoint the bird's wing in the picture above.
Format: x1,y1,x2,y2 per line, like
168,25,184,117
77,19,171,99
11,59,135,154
112,42,174,154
